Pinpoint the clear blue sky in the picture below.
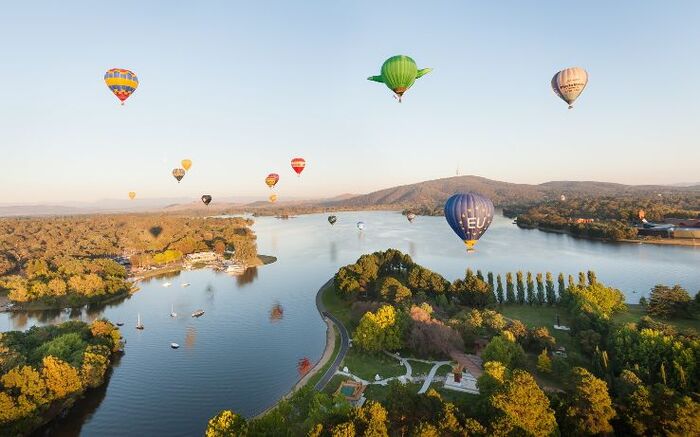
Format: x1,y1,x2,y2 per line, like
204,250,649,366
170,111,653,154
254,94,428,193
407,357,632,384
2,1,699,203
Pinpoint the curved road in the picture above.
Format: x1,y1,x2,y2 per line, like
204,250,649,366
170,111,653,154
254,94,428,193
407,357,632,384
314,280,350,391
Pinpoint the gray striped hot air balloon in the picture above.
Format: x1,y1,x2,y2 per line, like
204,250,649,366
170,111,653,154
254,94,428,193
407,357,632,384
551,67,588,109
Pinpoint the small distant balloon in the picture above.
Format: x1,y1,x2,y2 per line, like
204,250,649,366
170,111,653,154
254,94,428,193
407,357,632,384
551,67,588,109
444,193,494,251
368,55,431,102
269,194,278,203
172,168,185,183
181,159,192,171
357,221,365,231
406,212,416,223
560,194,566,202
265,173,279,188
291,158,306,176
201,195,212,205
638,210,645,220
328,215,337,226
128,192,136,200
104,68,138,105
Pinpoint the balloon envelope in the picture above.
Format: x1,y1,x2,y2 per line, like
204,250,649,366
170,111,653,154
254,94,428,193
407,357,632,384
407,212,416,223
172,168,185,183
128,192,136,200
291,158,306,176
551,67,588,109
182,159,192,171
201,195,212,205
368,55,431,101
265,173,279,188
444,193,494,251
269,194,278,203
104,68,138,104
328,215,337,225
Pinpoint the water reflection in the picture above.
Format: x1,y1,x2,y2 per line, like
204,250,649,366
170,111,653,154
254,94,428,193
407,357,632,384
185,325,197,349
409,241,417,258
269,302,284,323
329,241,338,262
236,267,258,286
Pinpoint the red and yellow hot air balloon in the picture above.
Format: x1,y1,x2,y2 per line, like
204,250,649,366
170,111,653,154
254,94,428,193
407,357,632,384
265,173,279,188
291,158,306,176
104,68,138,105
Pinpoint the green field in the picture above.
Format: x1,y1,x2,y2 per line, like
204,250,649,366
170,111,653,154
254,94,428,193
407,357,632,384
321,283,354,329
341,347,406,381
613,304,700,333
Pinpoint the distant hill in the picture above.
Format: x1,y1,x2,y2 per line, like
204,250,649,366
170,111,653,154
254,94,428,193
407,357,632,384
326,176,700,209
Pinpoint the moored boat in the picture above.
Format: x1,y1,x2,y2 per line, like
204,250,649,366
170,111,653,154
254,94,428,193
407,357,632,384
136,313,144,330
170,343,180,349
163,282,172,287
191,309,205,318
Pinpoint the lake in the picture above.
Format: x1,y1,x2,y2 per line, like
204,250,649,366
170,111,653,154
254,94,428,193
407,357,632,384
2,211,698,436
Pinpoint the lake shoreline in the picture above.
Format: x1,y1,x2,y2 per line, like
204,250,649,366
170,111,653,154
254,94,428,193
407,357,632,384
522,225,699,247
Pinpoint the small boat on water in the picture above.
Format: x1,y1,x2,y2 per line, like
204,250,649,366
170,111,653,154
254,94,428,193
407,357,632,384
163,282,172,287
170,304,177,318
116,322,124,327
181,283,190,287
192,309,205,318
136,313,144,330
170,343,180,349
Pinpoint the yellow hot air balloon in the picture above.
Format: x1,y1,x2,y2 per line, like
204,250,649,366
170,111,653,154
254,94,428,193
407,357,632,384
128,192,136,200
181,159,192,171
269,194,278,203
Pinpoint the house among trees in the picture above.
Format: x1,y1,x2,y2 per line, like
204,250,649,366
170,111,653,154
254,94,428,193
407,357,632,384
334,380,366,407
185,251,220,264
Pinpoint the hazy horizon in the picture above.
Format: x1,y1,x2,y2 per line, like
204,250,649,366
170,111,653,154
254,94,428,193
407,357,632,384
2,1,699,203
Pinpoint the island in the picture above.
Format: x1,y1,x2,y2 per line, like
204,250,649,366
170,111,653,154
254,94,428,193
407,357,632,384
0,319,123,435
205,249,700,436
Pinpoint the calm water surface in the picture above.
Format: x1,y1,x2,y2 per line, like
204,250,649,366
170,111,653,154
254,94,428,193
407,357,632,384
1,211,698,436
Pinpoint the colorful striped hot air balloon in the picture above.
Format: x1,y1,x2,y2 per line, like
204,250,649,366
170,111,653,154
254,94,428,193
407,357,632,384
368,55,432,102
172,168,185,183
182,159,192,171
104,68,138,105
444,193,494,251
291,158,306,176
265,173,279,188
128,192,136,200
551,67,588,109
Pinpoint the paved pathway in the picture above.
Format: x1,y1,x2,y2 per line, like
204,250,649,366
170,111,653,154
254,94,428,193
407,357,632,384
314,280,350,391
417,361,451,394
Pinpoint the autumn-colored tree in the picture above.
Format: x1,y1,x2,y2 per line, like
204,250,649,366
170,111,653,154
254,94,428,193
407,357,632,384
537,349,552,374
560,367,615,435
545,272,556,305
516,271,525,304
205,410,247,437
42,356,83,400
80,346,110,388
353,305,405,352
526,272,535,305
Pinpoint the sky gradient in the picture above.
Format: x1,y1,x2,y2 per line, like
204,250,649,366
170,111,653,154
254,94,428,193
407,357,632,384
2,1,699,203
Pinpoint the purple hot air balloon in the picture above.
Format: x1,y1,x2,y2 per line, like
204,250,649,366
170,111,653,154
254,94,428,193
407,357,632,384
444,193,494,251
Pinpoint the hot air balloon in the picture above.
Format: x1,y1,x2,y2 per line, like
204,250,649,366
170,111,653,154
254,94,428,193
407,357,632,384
172,168,185,183
551,67,588,109
269,194,278,203
406,212,416,223
638,210,646,220
201,195,212,205
328,215,337,226
560,194,566,202
265,173,279,188
444,193,494,251
128,192,136,200
291,158,306,176
182,159,192,171
357,221,365,231
104,68,138,105
368,55,432,102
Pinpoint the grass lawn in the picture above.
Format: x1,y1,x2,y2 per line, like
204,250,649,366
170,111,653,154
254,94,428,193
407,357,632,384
341,347,406,381
322,374,348,396
364,382,421,403
613,304,700,333
321,284,354,329
406,360,436,377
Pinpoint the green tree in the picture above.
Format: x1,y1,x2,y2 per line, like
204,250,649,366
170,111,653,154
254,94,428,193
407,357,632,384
526,272,535,305
505,272,516,304
451,270,492,308
587,270,598,286
647,284,692,319
562,367,616,436
496,274,504,304
537,349,552,373
557,272,567,302
546,272,556,305
516,271,525,304
536,273,545,305
481,334,525,369
488,370,557,436
378,277,411,303
568,282,626,320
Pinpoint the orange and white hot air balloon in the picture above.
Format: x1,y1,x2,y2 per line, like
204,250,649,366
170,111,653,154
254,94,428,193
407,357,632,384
265,173,279,188
291,158,306,176
551,67,588,109
128,192,136,200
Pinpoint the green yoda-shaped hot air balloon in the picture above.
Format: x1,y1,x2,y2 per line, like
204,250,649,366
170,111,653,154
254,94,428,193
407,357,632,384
368,55,432,102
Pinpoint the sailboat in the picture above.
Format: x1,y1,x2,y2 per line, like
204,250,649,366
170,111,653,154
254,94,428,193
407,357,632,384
136,313,144,330
170,304,177,318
